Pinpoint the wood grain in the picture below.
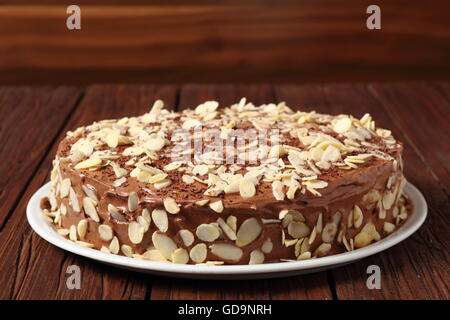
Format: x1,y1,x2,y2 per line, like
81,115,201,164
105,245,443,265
370,83,450,191
275,83,449,299
150,84,333,300
0,1,449,84
0,87,82,229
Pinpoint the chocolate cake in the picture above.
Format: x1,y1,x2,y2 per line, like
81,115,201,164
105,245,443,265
40,99,410,265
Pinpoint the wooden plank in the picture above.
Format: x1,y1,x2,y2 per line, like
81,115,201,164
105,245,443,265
1,1,449,85
276,83,449,299
370,83,450,191
150,84,333,300
432,82,450,102
0,85,178,299
0,86,82,229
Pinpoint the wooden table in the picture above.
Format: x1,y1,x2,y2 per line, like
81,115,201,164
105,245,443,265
0,83,448,300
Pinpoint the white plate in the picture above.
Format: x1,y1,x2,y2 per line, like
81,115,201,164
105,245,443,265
27,182,427,280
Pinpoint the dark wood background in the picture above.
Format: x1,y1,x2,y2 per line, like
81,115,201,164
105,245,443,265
0,0,449,85
0,83,448,300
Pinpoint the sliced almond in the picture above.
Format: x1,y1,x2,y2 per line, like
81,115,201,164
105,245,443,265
316,213,323,233
69,225,77,241
287,221,310,239
261,238,273,254
121,244,134,257
333,117,352,133
113,177,127,187
209,200,224,213
163,161,183,171
321,145,340,162
383,222,395,234
382,191,395,210
195,199,209,206
363,189,381,203
226,215,237,232
77,219,88,239
308,227,316,245
337,229,344,243
332,211,342,224
249,249,265,265
110,162,128,178
142,208,151,224
98,224,113,241
210,243,243,262
190,243,207,263
236,217,262,247
321,222,338,243
60,203,67,215
284,238,298,247
362,222,381,241
192,164,209,176
353,205,363,228
70,150,84,164
60,178,71,198
239,178,256,198
152,209,168,232
354,231,372,248
152,232,177,260
74,157,102,170
105,134,128,148
145,136,166,151
163,197,180,214
128,192,139,212
224,180,240,194
76,241,94,248
347,209,354,228
272,180,285,200
217,217,237,240
301,236,311,254
179,229,195,247
81,185,99,203
128,221,144,244
69,187,80,212
143,249,167,262
154,179,172,189
268,145,287,158
297,251,312,261
83,197,99,222
149,173,168,184
342,236,351,252
286,184,299,200
314,243,331,257
100,246,110,254
57,228,70,236
196,224,220,242
137,216,149,232
294,238,303,257
108,203,126,222
182,175,195,184
171,248,189,264
109,236,120,254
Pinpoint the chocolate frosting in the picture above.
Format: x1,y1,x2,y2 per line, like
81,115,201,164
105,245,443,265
41,100,410,264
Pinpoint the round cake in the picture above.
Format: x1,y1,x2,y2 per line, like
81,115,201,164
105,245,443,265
40,99,410,265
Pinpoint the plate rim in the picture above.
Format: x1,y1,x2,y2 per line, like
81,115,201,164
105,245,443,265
27,181,427,277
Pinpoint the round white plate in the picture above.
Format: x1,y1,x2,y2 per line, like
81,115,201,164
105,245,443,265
27,182,427,280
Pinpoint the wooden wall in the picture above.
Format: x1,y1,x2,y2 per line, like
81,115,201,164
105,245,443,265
0,0,449,85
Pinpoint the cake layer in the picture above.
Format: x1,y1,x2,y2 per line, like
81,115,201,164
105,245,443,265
40,99,409,265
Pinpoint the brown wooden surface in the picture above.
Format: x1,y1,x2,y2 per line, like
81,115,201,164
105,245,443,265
0,1,449,85
0,83,448,300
